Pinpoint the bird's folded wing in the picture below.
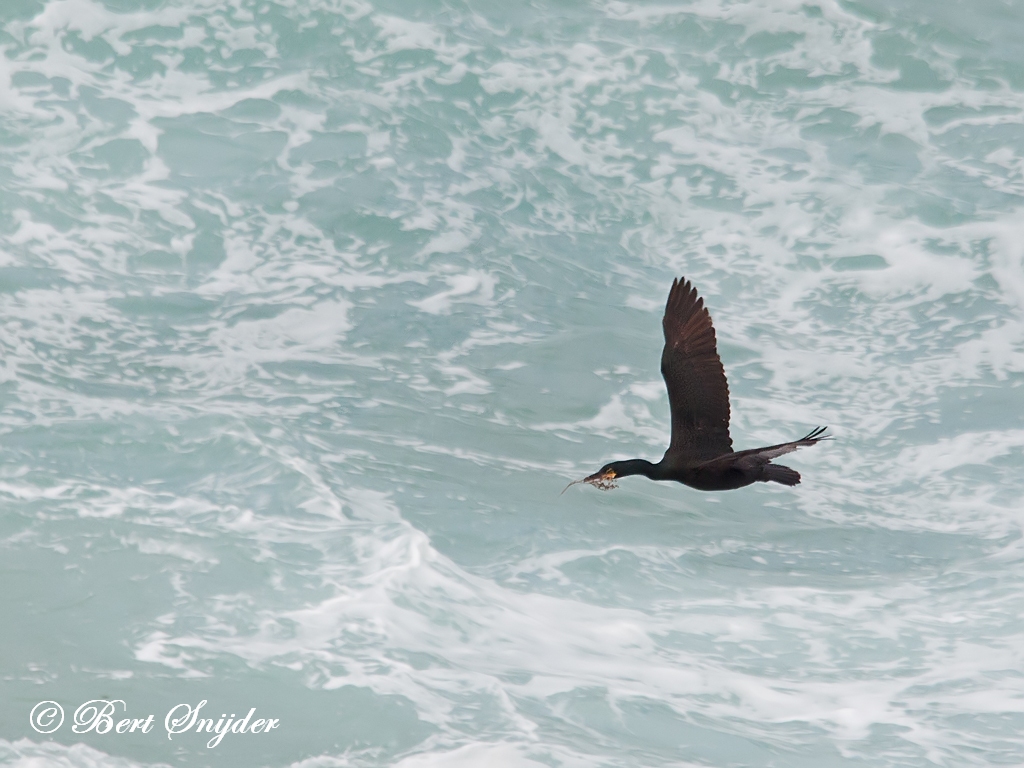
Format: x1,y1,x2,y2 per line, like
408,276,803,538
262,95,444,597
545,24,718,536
660,277,733,464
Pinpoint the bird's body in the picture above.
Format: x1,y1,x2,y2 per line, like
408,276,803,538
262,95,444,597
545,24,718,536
566,277,828,493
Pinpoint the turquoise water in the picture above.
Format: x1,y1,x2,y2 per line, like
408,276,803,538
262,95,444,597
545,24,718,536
2,0,1024,765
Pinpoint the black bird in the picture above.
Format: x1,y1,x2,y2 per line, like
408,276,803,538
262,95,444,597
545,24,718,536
565,277,829,493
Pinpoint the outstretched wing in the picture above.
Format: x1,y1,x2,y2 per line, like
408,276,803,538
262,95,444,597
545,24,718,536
660,277,733,465
722,427,830,467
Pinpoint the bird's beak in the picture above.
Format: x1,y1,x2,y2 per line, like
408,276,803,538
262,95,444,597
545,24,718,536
561,469,618,494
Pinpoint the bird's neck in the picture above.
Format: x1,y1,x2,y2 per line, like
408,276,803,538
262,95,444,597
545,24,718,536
609,459,662,480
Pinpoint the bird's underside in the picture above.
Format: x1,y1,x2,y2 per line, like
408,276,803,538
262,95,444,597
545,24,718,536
565,277,829,494
661,426,829,491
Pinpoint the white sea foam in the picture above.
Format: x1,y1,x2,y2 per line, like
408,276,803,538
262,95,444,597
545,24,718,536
0,739,159,768
2,0,1024,765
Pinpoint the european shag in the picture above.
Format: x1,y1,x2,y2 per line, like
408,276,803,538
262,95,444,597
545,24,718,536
565,277,829,493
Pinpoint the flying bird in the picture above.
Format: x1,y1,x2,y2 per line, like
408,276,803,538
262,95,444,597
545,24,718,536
564,277,829,493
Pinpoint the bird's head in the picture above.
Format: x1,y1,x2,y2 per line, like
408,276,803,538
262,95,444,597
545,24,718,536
560,464,619,494
585,465,620,490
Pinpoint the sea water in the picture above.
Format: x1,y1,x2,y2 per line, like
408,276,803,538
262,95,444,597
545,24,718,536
1,0,1023,766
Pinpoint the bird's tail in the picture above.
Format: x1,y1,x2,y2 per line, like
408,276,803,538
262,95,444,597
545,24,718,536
763,464,801,486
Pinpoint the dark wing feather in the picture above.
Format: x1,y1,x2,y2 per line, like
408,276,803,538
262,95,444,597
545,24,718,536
660,277,733,465
719,427,830,467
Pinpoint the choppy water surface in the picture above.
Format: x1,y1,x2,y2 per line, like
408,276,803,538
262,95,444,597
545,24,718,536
2,0,1023,765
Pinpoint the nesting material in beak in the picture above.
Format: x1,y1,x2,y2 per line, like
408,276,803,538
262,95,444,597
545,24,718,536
561,470,618,494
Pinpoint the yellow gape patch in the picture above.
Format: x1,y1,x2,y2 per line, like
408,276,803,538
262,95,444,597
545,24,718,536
586,470,618,491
